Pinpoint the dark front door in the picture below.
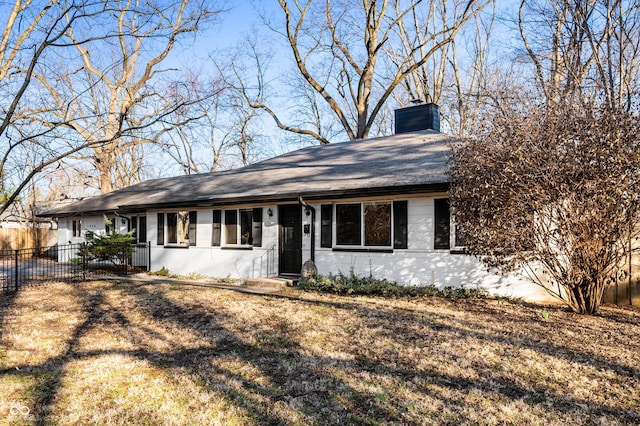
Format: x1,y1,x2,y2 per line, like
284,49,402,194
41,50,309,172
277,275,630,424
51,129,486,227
279,205,303,275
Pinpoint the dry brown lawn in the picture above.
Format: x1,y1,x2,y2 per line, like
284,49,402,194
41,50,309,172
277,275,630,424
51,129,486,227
0,279,639,425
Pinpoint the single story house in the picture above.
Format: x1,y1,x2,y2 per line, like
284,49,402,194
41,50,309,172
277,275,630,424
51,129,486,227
41,104,554,302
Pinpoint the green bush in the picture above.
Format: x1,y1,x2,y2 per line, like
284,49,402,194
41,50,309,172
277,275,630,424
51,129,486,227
149,267,170,276
75,228,136,266
298,273,488,300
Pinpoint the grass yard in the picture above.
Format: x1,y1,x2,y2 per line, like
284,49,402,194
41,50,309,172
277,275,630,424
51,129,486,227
1,280,639,425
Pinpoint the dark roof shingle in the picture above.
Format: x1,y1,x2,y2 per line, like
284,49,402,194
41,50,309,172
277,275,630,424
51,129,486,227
43,130,453,216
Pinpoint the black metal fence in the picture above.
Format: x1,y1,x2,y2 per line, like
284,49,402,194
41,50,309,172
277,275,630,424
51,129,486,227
0,242,150,293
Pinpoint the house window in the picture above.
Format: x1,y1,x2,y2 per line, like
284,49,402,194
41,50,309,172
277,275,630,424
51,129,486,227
336,204,361,246
331,201,407,249
240,209,252,245
188,211,197,246
105,217,115,235
224,210,238,244
223,208,263,247
72,219,82,238
157,211,196,246
130,216,147,243
212,210,221,246
364,202,391,246
434,198,450,249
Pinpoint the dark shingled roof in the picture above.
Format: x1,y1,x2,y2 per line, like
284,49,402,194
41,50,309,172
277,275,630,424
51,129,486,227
43,130,454,217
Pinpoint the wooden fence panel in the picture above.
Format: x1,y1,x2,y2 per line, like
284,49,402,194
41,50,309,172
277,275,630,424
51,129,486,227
0,227,57,250
604,249,640,306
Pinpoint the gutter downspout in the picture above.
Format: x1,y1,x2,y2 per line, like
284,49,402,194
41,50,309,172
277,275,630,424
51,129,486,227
298,197,315,262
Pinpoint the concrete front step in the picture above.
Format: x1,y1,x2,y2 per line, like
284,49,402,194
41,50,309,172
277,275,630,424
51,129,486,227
245,276,295,291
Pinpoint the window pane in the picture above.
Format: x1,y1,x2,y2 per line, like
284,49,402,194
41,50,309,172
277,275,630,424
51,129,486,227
225,210,237,245
364,202,391,246
336,204,361,245
252,208,262,247
212,210,221,246
167,213,178,244
188,211,197,246
131,217,137,240
240,209,253,245
178,211,190,244
434,198,450,249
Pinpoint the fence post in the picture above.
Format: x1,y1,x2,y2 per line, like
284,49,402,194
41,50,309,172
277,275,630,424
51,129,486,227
123,242,130,276
147,241,151,272
13,249,19,292
82,244,87,280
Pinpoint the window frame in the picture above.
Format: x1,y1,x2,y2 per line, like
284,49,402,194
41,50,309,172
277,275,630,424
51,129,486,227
221,208,262,248
130,215,147,243
332,201,397,250
434,198,466,252
157,210,196,247
72,219,82,238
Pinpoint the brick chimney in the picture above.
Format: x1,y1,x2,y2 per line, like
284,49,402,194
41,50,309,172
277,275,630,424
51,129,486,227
394,103,440,134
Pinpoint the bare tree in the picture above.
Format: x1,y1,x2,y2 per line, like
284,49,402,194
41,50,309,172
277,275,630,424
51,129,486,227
518,0,640,108
158,70,265,175
32,0,221,193
0,0,118,215
389,0,496,136
0,0,223,216
450,102,640,314
233,0,490,144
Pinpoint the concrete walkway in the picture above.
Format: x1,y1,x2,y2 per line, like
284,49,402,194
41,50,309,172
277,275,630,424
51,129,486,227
102,273,289,295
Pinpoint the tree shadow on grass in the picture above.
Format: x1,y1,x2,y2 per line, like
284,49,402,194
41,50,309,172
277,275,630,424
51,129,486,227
116,282,403,424
0,289,18,342
0,281,401,424
1,280,639,424
271,291,640,379
114,282,640,423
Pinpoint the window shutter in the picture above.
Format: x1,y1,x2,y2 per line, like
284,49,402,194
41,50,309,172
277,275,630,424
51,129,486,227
252,208,263,247
434,199,450,249
321,204,332,248
139,216,147,243
189,211,197,246
393,201,408,249
225,210,238,245
131,216,138,240
156,213,164,245
212,210,221,246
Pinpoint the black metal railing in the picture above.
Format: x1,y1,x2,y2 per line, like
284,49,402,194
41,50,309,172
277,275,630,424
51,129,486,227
0,242,150,293
253,245,277,278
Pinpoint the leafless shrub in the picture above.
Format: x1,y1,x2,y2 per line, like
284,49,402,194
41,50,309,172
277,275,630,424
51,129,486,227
450,101,640,314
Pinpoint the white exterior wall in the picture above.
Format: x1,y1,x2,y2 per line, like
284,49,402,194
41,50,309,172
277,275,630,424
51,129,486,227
148,206,280,279
309,197,555,303
55,197,556,303
57,216,128,246
56,216,131,262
